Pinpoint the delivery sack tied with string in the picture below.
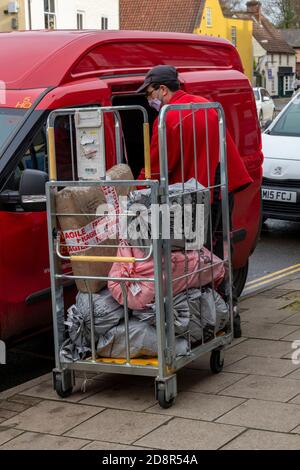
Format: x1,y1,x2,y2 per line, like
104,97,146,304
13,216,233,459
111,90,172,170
108,244,225,310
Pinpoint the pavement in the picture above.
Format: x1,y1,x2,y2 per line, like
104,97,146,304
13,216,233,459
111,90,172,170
1,278,300,450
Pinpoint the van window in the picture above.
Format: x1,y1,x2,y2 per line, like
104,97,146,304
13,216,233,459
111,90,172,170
2,115,74,196
2,126,47,195
269,97,300,136
21,128,47,172
254,89,259,101
0,108,27,151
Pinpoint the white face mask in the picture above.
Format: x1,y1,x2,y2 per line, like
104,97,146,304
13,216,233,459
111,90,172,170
148,97,162,112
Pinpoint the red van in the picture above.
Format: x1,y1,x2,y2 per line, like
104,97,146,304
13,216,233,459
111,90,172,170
0,30,263,341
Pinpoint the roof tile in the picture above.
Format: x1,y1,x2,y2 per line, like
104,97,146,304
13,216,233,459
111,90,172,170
120,0,205,33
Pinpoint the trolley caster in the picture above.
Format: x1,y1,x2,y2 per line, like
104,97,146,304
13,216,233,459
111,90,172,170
157,390,175,409
155,375,177,409
53,369,74,398
210,349,224,374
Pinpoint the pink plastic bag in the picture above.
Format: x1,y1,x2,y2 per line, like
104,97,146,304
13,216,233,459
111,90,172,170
108,245,224,310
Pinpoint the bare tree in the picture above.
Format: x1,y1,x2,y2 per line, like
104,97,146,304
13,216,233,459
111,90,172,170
220,0,243,14
262,0,299,28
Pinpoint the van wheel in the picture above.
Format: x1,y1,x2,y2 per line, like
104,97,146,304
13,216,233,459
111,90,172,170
233,261,249,298
259,111,263,128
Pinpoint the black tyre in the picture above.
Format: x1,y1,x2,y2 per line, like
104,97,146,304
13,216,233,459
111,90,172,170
233,260,249,298
54,376,73,398
210,349,224,374
157,390,175,409
259,111,263,128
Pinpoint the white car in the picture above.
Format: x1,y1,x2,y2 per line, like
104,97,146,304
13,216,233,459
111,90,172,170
262,92,300,221
253,87,276,128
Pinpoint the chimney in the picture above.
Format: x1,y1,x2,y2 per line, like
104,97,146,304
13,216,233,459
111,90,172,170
246,1,262,22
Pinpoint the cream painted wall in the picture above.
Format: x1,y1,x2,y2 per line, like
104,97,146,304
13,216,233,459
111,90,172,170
23,0,119,30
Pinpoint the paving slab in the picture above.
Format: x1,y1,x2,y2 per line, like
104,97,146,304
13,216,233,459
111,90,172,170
240,307,294,324
65,409,171,444
280,280,300,291
225,356,299,377
281,312,300,326
1,400,103,435
285,368,300,380
240,297,293,311
0,427,23,446
20,375,120,404
0,373,51,400
7,395,43,407
256,288,291,299
186,349,246,371
222,429,300,450
291,425,300,433
220,375,300,402
0,431,89,450
241,322,299,340
177,370,245,394
80,382,157,411
227,338,292,359
146,391,245,421
0,401,27,413
135,418,245,450
80,441,150,450
221,348,249,366
217,399,300,432
0,409,18,420
280,328,300,342
226,337,247,349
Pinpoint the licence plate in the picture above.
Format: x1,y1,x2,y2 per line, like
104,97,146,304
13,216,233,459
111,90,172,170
262,188,297,203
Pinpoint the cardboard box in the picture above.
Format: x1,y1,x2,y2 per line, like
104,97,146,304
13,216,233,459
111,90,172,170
56,164,133,292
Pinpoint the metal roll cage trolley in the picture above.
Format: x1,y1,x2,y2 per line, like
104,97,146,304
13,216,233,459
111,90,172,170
46,102,233,408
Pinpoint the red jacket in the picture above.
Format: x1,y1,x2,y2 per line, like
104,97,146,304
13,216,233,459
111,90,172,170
138,90,253,193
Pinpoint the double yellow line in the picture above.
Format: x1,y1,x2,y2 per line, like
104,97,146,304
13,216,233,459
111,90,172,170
244,263,300,292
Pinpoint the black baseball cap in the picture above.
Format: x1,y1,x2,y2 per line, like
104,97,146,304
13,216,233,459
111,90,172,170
136,65,179,93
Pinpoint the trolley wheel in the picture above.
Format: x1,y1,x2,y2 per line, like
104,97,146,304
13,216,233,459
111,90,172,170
157,390,175,409
210,349,224,374
54,375,73,399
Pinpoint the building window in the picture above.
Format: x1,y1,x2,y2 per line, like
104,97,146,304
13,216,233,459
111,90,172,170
231,26,237,47
77,11,84,29
287,55,290,65
279,54,282,65
44,0,56,29
101,17,108,30
284,75,293,94
206,7,212,27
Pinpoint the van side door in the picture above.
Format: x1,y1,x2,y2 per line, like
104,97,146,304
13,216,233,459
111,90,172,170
0,124,51,339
